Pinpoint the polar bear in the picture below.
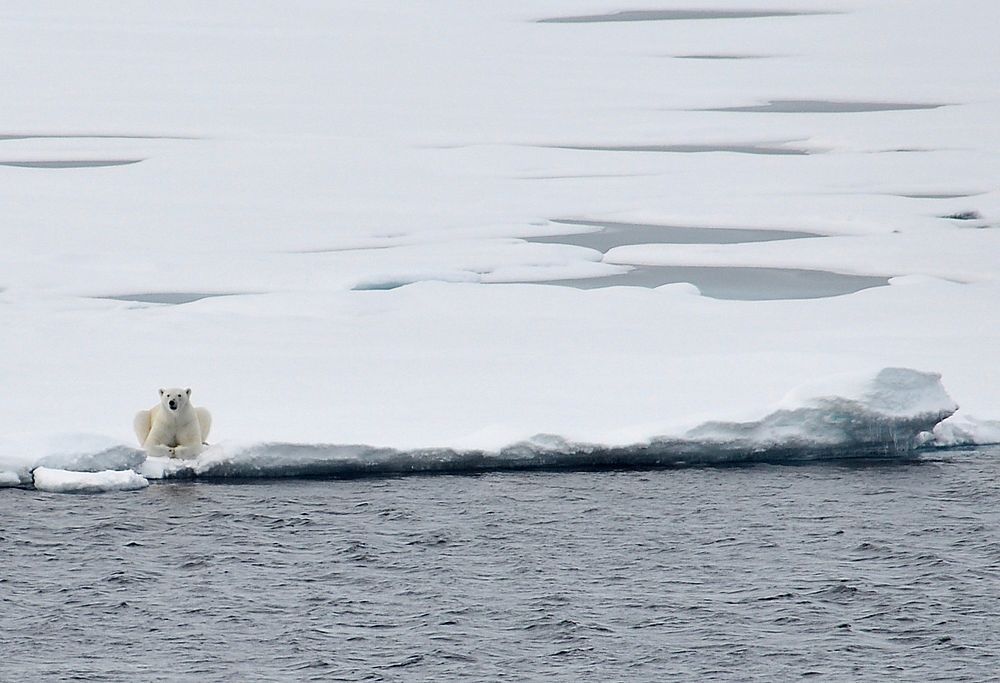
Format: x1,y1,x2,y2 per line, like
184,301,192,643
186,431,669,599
134,388,212,459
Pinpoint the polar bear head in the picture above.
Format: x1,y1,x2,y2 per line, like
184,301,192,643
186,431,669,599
159,387,192,413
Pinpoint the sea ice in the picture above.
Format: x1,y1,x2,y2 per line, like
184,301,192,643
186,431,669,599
0,1,997,483
0,433,144,487
129,367,957,481
31,467,149,494
0,471,23,487
932,415,1000,448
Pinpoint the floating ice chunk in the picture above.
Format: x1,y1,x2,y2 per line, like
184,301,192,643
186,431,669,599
655,282,702,295
32,467,149,494
931,414,1000,447
0,433,144,483
0,470,24,487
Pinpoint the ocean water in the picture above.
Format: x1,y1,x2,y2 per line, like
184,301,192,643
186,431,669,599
3,447,999,681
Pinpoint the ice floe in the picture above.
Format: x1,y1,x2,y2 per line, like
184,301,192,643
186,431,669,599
2,366,981,492
0,1,998,493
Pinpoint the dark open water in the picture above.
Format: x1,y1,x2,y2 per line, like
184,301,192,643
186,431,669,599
3,447,999,681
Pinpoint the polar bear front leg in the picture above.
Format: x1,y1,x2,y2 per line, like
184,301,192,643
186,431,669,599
134,410,153,446
195,407,212,444
173,420,205,459
144,443,175,457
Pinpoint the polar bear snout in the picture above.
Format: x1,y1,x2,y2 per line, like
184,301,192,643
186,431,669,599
168,399,178,410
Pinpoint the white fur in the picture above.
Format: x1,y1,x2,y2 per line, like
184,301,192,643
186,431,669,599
134,387,212,459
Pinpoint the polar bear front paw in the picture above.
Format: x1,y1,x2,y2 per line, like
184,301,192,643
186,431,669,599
170,445,201,460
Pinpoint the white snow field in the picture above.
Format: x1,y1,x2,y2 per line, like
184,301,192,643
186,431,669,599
1,1,999,489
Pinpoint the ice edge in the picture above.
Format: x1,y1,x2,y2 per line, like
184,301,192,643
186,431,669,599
1,368,977,490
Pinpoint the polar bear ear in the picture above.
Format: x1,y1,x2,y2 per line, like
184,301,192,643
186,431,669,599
159,388,165,396
185,388,191,396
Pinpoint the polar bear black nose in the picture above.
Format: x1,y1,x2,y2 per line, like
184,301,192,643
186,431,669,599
169,400,177,410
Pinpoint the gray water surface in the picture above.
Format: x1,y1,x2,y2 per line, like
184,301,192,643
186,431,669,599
898,192,980,199
99,292,245,305
529,220,820,251
0,134,193,141
674,54,769,60
3,448,999,681
706,100,947,113
0,159,144,169
538,265,889,299
538,10,830,23
543,143,814,155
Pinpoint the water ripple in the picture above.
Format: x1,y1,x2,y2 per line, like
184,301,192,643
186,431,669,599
2,448,1000,680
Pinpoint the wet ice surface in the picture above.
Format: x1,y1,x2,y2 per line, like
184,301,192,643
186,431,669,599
941,211,983,221
706,100,947,113
538,10,830,23
529,220,820,250
0,159,144,168
538,265,889,299
674,54,770,60
0,134,193,141
98,292,245,305
3,448,998,681
519,220,884,298
898,193,981,200
543,143,814,155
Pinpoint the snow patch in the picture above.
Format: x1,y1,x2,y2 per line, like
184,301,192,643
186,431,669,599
352,270,480,290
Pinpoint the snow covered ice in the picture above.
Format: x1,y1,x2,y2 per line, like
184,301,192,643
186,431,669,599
30,467,149,494
1,1,999,489
1,365,962,487
129,366,957,480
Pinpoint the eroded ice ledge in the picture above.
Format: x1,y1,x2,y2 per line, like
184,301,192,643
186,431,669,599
0,367,980,492
142,368,958,480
